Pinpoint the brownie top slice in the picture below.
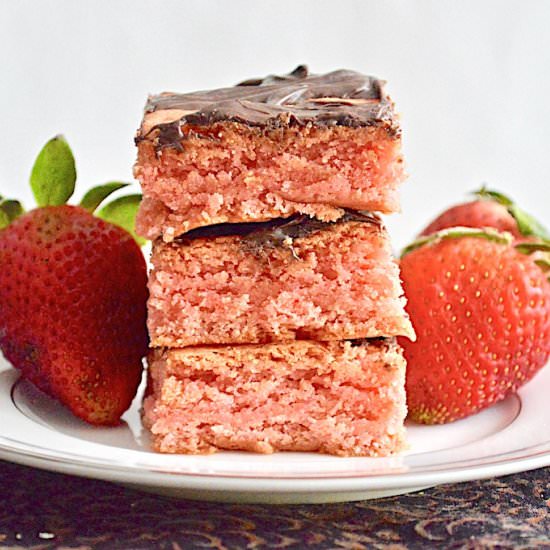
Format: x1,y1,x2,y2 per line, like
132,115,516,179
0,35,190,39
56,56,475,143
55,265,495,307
137,65,398,147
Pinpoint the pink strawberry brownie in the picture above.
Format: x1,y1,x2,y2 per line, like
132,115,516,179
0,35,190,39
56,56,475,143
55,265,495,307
147,211,414,347
134,66,405,242
141,338,407,456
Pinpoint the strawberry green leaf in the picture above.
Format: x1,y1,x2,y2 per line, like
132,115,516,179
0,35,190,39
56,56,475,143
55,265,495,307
0,200,24,224
80,182,130,213
0,198,24,229
508,204,550,240
97,194,145,246
532,254,550,281
515,241,550,254
0,209,9,230
401,227,513,257
472,185,549,240
534,257,550,272
30,136,76,206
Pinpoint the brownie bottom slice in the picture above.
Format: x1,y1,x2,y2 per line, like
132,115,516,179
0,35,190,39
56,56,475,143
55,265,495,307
142,338,407,457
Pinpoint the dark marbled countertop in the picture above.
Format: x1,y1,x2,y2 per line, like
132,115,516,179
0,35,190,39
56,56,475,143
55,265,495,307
0,460,548,549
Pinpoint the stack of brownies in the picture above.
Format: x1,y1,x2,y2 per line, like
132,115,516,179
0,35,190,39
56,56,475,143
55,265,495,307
135,66,415,456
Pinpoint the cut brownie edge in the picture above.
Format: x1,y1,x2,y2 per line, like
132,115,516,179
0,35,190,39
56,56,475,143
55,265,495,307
147,216,415,347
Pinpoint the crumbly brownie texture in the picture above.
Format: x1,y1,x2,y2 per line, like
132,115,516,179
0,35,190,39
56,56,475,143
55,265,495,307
147,212,414,347
135,67,405,241
141,338,407,456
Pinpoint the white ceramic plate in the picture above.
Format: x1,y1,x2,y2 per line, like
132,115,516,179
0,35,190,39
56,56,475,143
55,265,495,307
0,357,548,504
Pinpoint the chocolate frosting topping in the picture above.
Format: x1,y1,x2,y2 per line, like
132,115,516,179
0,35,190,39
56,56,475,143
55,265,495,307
137,66,397,148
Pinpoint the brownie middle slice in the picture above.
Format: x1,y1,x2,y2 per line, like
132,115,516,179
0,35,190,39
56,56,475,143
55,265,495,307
147,211,414,347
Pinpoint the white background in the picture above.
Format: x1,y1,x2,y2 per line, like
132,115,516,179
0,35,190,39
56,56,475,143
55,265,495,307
1,0,548,248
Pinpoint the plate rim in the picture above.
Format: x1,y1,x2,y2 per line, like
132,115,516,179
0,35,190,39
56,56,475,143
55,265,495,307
0,438,548,493
1,364,549,495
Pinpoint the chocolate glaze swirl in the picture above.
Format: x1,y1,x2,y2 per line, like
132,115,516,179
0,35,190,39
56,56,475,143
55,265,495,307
174,210,381,262
350,336,394,348
137,66,398,149
174,209,381,261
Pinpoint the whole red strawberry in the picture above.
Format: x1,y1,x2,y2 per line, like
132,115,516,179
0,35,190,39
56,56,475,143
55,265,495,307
420,186,549,242
399,229,550,424
0,136,148,425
